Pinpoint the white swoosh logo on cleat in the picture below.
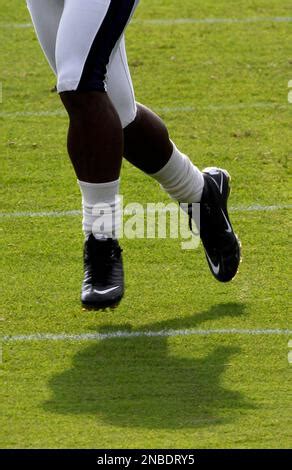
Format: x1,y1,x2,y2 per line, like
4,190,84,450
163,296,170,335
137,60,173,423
221,209,232,233
220,173,224,193
210,172,224,193
93,286,120,295
209,176,220,191
206,253,220,275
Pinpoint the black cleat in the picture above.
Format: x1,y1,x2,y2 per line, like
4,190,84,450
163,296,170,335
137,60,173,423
81,235,124,310
189,167,241,282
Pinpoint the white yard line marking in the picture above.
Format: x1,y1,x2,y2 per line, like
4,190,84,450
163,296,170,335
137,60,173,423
0,204,291,220
132,17,292,25
0,103,289,119
0,210,82,219
230,204,292,212
0,110,66,118
2,328,292,343
0,23,32,28
1,17,292,29
159,103,289,113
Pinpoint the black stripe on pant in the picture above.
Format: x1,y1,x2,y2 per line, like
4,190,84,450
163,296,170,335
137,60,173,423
77,0,136,92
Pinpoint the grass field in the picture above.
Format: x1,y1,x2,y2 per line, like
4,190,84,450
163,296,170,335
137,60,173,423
1,0,292,449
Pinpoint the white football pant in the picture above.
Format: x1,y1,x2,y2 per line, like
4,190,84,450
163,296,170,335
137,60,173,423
26,0,139,127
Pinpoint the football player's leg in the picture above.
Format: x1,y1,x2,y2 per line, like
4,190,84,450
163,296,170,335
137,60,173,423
55,0,136,236
124,104,204,203
56,0,130,184
123,106,240,281
55,0,137,308
123,104,240,281
104,20,204,202
26,0,64,74
106,32,203,204
109,29,241,282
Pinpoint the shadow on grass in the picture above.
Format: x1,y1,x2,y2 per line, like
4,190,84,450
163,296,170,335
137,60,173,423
44,302,253,428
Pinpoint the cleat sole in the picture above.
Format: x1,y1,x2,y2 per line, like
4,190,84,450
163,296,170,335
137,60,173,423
81,299,122,312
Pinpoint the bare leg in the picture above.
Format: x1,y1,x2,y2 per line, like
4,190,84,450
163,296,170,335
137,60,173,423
123,102,204,204
123,103,173,174
60,91,123,183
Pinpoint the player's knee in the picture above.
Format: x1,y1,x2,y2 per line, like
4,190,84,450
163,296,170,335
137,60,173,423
60,90,108,119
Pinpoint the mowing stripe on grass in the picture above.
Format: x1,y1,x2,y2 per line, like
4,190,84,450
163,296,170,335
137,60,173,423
1,17,292,29
0,204,291,219
0,103,289,119
2,328,292,343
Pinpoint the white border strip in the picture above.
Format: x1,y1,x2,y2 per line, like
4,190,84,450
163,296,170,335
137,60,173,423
1,17,292,29
0,204,291,219
2,328,292,343
0,103,289,119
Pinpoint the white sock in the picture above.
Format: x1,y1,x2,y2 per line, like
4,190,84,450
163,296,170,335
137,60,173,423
78,179,121,239
150,143,204,204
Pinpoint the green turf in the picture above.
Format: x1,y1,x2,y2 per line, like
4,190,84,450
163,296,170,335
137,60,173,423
0,0,291,449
